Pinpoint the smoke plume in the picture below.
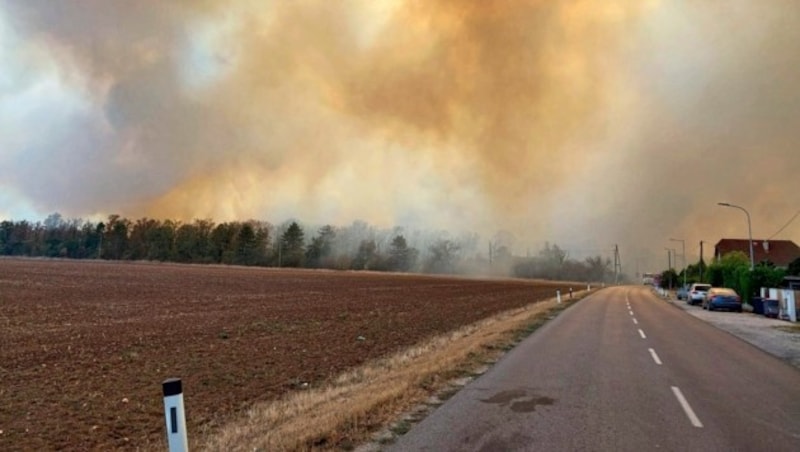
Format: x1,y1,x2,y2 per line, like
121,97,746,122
1,0,799,272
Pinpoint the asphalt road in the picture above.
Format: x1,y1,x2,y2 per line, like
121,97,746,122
388,286,800,451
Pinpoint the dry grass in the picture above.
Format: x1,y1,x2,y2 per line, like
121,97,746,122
773,324,800,334
200,292,586,451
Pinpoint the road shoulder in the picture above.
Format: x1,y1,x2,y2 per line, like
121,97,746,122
658,289,800,369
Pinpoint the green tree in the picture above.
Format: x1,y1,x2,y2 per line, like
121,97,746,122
128,218,159,260
424,239,460,274
305,225,336,268
91,222,105,258
660,268,679,289
706,264,724,287
351,239,378,270
387,234,417,272
210,223,238,264
539,242,568,279
585,255,611,283
0,220,13,254
148,220,176,261
174,223,195,262
750,262,786,296
0,220,32,255
41,212,69,257
787,257,800,276
102,215,130,260
706,251,764,302
280,222,305,267
174,221,215,263
234,221,268,265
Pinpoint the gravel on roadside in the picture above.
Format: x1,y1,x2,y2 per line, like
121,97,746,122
659,290,800,370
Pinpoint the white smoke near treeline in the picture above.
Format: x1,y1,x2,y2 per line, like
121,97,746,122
1,0,799,274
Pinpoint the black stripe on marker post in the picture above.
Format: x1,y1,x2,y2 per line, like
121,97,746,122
163,378,182,397
170,407,178,433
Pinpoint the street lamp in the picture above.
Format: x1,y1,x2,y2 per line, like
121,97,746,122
670,238,686,289
717,202,754,271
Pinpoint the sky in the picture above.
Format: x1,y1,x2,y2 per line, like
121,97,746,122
1,0,799,274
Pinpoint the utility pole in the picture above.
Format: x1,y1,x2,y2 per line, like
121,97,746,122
664,248,673,289
670,238,686,289
699,240,704,281
613,244,622,285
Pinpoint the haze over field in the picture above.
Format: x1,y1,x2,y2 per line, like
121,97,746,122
1,0,798,273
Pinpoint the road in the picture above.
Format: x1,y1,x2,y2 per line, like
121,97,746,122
388,286,800,451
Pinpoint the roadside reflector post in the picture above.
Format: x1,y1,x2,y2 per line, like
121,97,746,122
569,288,573,299
587,284,591,291
163,378,188,452
557,290,562,304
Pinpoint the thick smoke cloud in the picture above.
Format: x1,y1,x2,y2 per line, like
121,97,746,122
1,0,798,273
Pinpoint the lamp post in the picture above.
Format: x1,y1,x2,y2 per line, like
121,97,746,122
670,238,686,289
717,202,754,271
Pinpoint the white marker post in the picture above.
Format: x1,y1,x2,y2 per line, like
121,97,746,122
557,290,562,304
163,378,188,452
587,284,591,291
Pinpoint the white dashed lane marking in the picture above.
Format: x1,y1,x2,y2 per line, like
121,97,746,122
627,291,700,429
672,386,704,428
648,348,662,365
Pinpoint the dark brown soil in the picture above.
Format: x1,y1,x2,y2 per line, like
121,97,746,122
0,258,574,450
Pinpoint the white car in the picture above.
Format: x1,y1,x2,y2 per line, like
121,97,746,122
688,283,711,305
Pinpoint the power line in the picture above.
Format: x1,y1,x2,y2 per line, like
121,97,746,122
768,210,800,240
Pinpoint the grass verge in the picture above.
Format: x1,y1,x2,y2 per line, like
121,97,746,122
199,292,588,451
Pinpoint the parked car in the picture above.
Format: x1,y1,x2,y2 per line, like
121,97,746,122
688,283,711,305
676,285,689,300
703,287,743,312
763,298,780,318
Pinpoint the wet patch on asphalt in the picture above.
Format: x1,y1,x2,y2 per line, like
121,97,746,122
480,389,556,413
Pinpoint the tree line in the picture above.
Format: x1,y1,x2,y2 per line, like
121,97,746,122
0,213,616,282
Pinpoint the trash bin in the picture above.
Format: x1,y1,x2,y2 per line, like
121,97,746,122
763,299,780,318
751,297,764,315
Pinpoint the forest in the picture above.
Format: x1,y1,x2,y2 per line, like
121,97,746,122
0,213,615,282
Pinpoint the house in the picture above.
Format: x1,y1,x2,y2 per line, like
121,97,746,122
714,239,800,268
783,276,800,290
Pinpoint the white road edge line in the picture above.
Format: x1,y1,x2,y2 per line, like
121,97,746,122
648,348,662,365
632,318,638,325
671,386,703,428
638,328,646,339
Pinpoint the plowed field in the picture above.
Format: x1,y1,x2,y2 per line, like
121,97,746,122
0,258,574,450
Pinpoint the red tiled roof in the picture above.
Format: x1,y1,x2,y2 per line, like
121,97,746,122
714,239,800,267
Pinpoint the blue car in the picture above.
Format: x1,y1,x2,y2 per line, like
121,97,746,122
702,288,743,312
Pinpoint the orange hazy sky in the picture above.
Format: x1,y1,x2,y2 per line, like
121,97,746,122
1,0,798,272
